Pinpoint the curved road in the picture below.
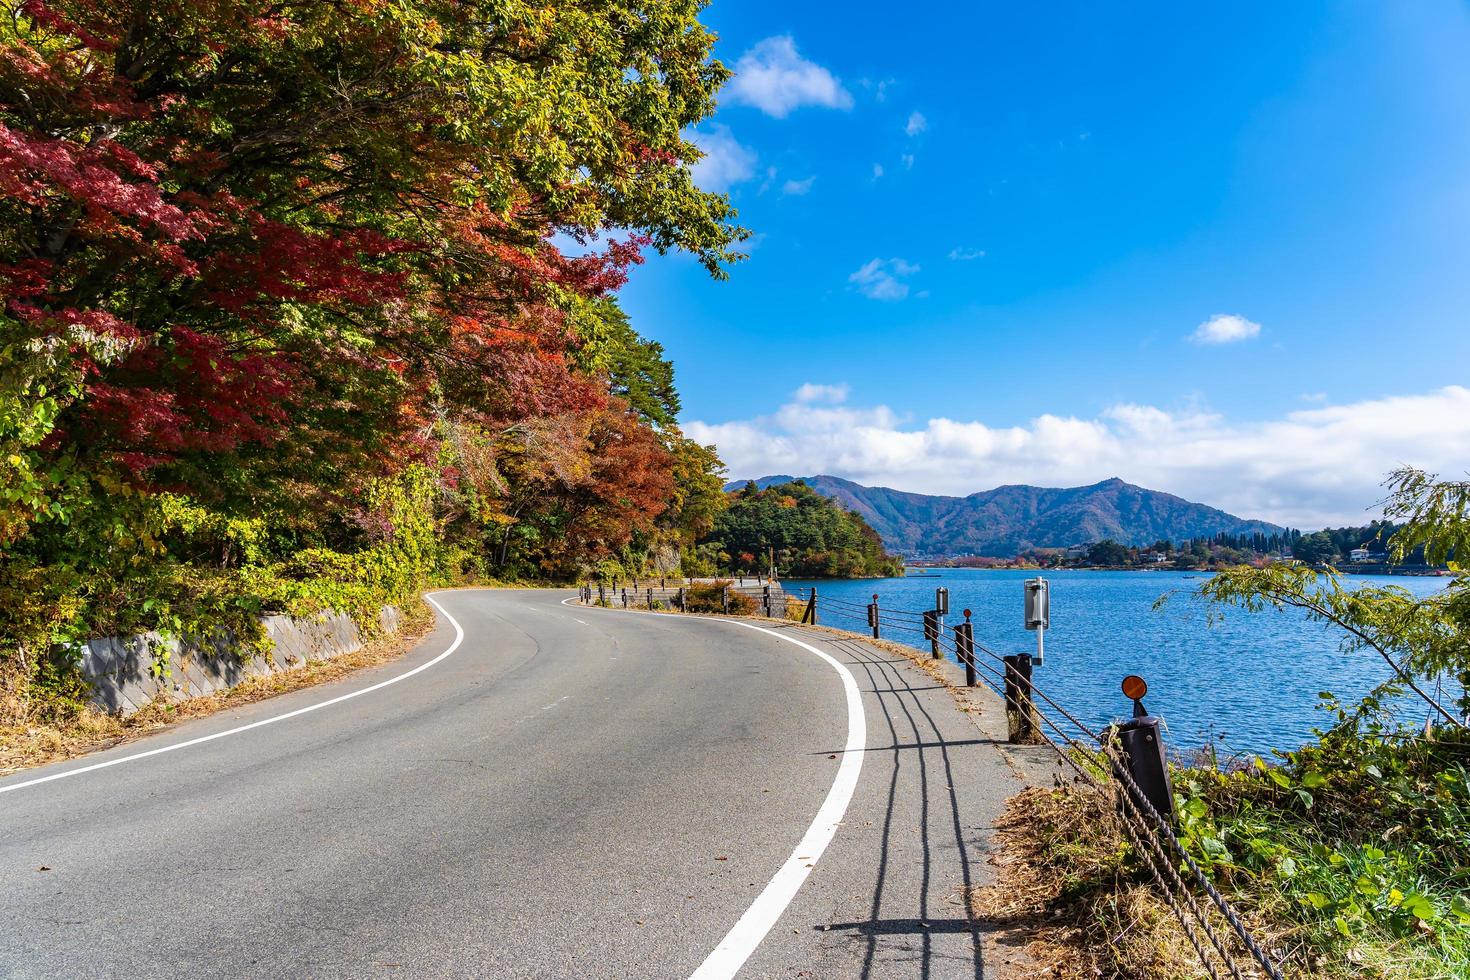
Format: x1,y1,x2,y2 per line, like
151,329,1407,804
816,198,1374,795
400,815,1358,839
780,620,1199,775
0,590,1029,978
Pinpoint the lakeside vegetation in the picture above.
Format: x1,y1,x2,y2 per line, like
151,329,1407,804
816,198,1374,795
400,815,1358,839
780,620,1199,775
0,2,743,729
992,468,1470,978
689,480,904,579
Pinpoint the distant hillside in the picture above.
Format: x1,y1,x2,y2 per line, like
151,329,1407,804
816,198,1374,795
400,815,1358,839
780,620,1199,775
723,475,1282,557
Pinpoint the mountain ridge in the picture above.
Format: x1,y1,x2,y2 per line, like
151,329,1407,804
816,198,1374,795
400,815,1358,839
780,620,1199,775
723,475,1283,556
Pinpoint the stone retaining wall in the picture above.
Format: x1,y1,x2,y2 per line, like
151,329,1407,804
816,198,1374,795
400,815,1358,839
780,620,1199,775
81,606,402,715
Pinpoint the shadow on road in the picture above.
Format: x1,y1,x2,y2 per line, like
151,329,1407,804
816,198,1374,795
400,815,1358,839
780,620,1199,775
763,621,989,980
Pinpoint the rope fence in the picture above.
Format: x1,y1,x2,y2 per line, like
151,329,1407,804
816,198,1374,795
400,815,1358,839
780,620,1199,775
576,577,1285,979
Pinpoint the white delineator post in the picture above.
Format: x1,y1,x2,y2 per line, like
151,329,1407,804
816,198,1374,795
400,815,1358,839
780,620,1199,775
1024,576,1049,666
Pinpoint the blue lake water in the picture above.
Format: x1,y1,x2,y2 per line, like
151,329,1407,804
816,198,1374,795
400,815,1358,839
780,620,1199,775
782,568,1448,757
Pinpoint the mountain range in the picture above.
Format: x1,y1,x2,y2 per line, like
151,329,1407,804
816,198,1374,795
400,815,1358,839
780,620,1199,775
724,475,1283,557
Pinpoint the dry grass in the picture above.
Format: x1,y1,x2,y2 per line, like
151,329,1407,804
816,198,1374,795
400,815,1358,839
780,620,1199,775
0,602,434,776
970,785,1216,980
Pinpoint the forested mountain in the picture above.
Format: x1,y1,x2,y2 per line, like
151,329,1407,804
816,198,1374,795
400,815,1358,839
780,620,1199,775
728,476,1282,556
697,481,903,578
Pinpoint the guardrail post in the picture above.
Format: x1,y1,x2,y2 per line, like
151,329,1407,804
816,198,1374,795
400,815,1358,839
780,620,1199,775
677,587,686,612
1002,653,1042,744
762,584,772,617
956,610,976,687
598,584,605,604
721,585,729,615
803,587,817,625
647,587,654,610
1113,675,1176,823
924,609,940,658
621,588,628,608
867,594,880,639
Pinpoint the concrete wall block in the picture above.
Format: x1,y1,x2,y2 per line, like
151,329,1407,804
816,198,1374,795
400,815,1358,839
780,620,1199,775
83,604,397,716
380,606,401,635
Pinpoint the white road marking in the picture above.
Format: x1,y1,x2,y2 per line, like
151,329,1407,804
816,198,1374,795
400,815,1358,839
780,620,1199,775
688,620,866,980
564,595,868,980
0,593,468,797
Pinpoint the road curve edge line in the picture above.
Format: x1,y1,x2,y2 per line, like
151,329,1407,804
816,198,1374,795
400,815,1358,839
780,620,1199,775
686,618,866,979
0,593,468,797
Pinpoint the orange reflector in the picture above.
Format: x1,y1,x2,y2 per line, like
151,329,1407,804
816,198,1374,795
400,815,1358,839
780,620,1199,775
1121,674,1148,701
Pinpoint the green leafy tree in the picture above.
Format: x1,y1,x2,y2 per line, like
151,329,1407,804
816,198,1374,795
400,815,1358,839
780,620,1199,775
1196,468,1470,730
702,481,902,578
1086,539,1131,566
1292,531,1339,565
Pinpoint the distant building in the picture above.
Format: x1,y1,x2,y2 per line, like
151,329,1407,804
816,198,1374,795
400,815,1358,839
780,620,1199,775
1063,544,1090,559
1350,547,1371,563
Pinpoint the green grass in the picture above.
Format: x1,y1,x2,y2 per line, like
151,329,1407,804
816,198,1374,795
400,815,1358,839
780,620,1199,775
1173,729,1470,978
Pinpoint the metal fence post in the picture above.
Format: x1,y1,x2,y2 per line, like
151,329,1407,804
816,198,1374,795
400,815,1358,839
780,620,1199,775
621,588,628,608
924,609,940,658
1113,675,1176,823
721,585,729,615
1002,653,1042,744
677,587,686,612
804,587,818,625
598,584,605,605
762,584,772,617
647,587,654,610
956,610,976,687
868,594,880,639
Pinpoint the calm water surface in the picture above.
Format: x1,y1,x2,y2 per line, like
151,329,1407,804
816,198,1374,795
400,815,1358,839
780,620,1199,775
783,568,1447,756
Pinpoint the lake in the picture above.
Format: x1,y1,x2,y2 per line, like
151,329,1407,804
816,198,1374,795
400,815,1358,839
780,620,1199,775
781,568,1448,757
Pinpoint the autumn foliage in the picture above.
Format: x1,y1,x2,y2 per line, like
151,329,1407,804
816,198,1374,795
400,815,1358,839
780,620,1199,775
0,0,742,719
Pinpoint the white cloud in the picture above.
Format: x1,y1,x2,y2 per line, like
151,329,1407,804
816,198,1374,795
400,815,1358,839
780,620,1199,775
849,258,919,301
861,77,896,103
905,111,927,136
781,175,816,196
684,386,1470,528
948,247,986,261
1191,313,1261,345
872,163,884,179
689,125,756,192
793,382,849,404
725,36,853,118
901,153,915,169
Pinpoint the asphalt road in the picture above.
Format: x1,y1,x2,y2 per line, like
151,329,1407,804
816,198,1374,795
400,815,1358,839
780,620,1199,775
0,589,1036,979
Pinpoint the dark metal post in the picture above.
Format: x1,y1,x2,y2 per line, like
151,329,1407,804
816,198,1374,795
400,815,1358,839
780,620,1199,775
805,587,818,625
598,584,605,605
957,610,976,687
924,610,940,658
1002,654,1042,744
762,584,772,617
621,588,628,608
647,587,654,610
721,585,730,615
677,587,686,612
1114,676,1176,823
867,594,880,639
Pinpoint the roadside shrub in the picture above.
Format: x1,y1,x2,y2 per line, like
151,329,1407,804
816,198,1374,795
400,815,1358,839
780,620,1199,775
684,581,756,615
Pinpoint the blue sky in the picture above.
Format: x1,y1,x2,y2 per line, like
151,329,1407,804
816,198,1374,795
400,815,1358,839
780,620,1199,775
615,1,1470,527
